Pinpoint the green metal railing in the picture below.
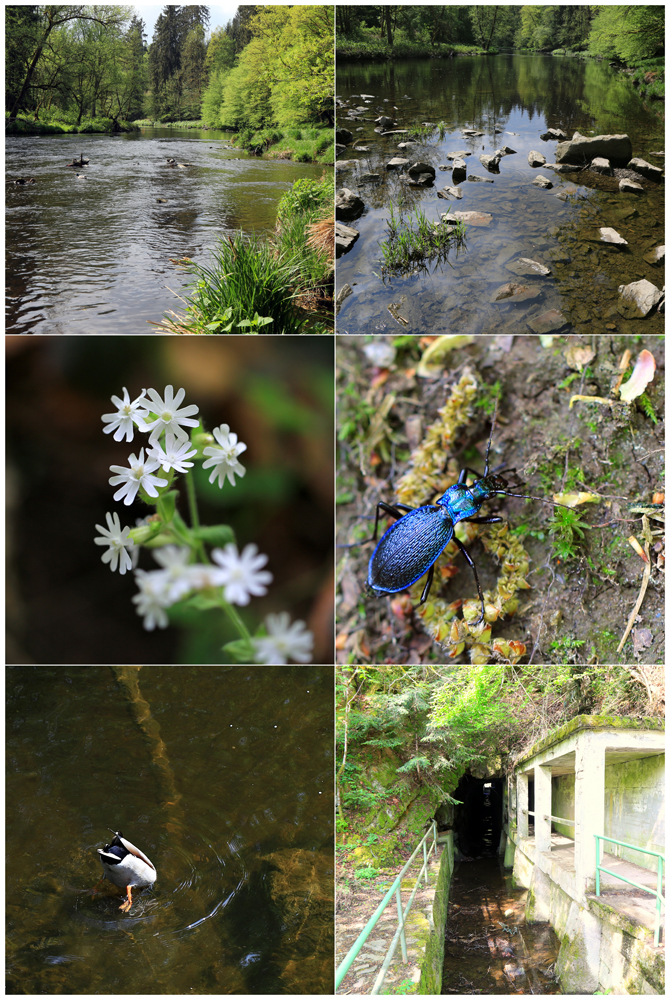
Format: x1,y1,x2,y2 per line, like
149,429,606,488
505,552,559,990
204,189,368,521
336,820,438,994
595,834,665,946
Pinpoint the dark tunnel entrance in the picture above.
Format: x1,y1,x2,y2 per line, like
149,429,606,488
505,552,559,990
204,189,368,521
451,773,504,858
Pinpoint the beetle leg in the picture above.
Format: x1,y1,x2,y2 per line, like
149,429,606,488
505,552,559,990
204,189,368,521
462,515,505,526
418,564,435,606
370,501,415,543
452,536,486,625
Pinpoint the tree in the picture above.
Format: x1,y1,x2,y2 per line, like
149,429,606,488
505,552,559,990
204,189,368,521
7,4,131,117
589,5,664,62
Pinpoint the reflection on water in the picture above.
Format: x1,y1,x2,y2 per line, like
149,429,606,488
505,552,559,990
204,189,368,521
336,55,664,335
443,858,561,995
6,666,334,995
5,130,323,333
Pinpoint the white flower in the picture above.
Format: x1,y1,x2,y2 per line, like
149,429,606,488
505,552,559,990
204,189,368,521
363,340,396,368
252,613,314,665
93,511,134,574
202,424,247,488
151,545,199,603
109,448,168,506
132,569,171,630
101,387,149,443
143,386,200,444
148,433,197,474
211,543,272,606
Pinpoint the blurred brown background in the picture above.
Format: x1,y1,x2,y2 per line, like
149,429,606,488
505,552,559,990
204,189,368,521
6,336,334,665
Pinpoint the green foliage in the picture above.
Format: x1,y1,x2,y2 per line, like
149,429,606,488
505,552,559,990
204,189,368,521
354,866,381,881
637,392,658,424
589,6,664,62
548,507,591,561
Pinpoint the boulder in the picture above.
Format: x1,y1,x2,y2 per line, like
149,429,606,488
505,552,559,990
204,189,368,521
540,128,569,141
617,279,662,318
336,128,353,145
336,188,364,221
386,157,410,170
408,161,436,178
438,186,463,200
375,115,395,128
532,175,553,189
619,178,644,194
480,153,501,172
599,227,628,246
335,221,359,259
555,132,633,165
590,157,613,175
627,157,663,181
496,146,517,156
452,158,467,183
643,245,665,266
528,150,546,167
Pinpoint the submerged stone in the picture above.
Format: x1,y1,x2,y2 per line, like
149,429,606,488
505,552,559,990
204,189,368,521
438,186,463,200
386,157,409,170
598,227,628,246
506,257,551,277
448,210,493,227
642,245,665,266
490,282,542,303
527,309,569,333
467,175,494,183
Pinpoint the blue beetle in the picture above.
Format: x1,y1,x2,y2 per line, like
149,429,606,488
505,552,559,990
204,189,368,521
367,418,566,625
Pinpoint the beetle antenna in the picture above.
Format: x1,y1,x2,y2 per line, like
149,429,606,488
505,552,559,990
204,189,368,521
483,398,498,477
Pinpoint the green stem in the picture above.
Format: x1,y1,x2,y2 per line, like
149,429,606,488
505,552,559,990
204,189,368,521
218,597,252,642
185,472,200,529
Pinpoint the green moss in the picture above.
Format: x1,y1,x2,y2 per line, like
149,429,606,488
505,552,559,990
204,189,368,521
515,714,664,767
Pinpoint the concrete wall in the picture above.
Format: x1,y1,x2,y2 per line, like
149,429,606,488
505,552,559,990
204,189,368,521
551,774,575,839
418,833,454,994
604,754,664,871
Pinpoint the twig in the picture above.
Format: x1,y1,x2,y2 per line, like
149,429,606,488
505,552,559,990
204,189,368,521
617,515,652,653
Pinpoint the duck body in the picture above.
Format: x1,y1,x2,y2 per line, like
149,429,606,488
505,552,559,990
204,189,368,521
98,831,157,912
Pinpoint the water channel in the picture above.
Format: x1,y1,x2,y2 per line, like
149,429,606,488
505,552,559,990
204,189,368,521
6,128,324,334
336,54,664,335
6,665,334,994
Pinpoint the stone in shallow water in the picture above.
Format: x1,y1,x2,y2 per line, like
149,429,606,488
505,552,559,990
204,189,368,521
619,178,644,194
506,257,551,277
628,157,663,181
490,282,542,303
437,186,462,200
336,188,364,221
446,150,472,159
643,245,665,266
556,132,632,165
468,175,494,183
590,157,613,175
335,221,359,258
617,279,663,318
528,150,546,167
527,309,570,333
540,128,569,141
407,173,434,186
408,161,436,178
599,227,628,246
447,210,493,227
533,175,553,189
479,153,501,172
386,157,409,170
452,158,467,182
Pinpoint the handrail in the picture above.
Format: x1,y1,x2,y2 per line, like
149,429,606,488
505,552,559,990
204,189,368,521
595,834,665,946
336,820,438,993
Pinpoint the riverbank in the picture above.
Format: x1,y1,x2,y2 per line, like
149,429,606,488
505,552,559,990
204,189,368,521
5,112,137,134
233,125,334,165
154,173,334,334
337,37,492,61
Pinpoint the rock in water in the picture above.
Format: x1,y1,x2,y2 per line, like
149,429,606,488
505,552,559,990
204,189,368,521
617,279,663,318
556,132,632,165
335,188,364,221
627,157,663,181
335,221,359,258
619,178,644,194
528,150,546,167
590,157,613,175
533,175,553,189
599,227,628,245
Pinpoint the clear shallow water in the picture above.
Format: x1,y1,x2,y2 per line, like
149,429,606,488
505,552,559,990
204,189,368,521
6,666,334,994
336,55,664,335
6,130,323,333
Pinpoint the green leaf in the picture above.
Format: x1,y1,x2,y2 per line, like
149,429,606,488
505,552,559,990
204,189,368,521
186,593,223,611
192,524,236,547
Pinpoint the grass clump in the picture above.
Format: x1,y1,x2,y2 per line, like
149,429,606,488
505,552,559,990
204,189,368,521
234,125,333,164
380,200,465,275
154,175,333,334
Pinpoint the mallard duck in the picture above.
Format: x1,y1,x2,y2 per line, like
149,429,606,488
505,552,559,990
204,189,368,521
66,154,90,167
97,831,157,912
166,157,176,164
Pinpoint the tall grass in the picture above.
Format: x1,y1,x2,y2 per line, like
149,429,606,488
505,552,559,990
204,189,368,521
380,200,466,275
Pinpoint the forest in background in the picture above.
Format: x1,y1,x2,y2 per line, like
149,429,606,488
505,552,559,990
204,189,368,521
6,3,335,133
337,5,664,98
336,665,664,818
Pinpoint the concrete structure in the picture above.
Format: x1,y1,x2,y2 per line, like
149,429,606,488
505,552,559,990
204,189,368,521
504,715,665,994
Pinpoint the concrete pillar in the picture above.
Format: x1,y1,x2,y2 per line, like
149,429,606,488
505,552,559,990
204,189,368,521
517,771,528,839
574,734,605,897
534,763,552,854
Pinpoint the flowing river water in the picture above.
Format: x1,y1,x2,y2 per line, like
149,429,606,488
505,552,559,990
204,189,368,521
6,665,334,994
336,54,664,335
5,128,323,334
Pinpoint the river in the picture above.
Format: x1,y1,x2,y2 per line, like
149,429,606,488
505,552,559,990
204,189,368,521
336,54,664,335
5,128,323,334
6,665,334,994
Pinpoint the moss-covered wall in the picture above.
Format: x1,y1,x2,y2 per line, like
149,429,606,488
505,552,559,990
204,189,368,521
418,833,454,994
604,753,664,871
